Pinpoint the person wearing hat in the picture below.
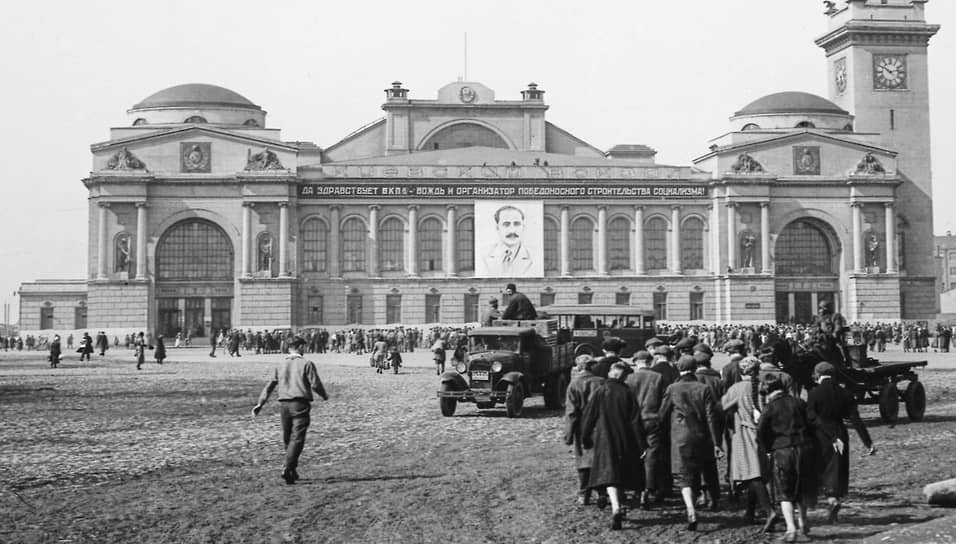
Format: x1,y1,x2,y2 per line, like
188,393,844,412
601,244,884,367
154,334,166,365
625,349,666,509
660,354,723,530
500,283,537,320
813,300,848,366
645,337,664,350
674,336,697,356
253,335,329,485
806,361,875,524
650,345,678,388
564,354,605,506
481,296,501,327
49,334,61,369
592,337,625,379
693,348,724,511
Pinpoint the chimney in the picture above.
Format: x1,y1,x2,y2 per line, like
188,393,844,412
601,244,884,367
521,82,545,102
385,81,409,101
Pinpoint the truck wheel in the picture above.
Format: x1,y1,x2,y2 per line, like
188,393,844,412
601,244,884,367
878,382,899,423
905,380,926,422
505,383,524,418
439,384,457,417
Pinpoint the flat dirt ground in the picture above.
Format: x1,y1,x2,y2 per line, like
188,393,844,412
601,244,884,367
2,344,956,544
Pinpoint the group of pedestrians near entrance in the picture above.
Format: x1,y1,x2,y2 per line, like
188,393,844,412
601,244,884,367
565,334,876,541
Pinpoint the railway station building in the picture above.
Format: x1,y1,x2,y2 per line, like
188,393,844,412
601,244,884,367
18,0,941,334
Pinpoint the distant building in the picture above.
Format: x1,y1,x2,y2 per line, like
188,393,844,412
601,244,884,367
18,1,941,333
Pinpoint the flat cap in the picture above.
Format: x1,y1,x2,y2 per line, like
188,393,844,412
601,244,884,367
723,339,746,353
676,354,697,372
653,345,673,357
645,337,664,348
692,351,712,364
674,337,695,350
631,350,651,363
693,343,713,356
602,336,626,352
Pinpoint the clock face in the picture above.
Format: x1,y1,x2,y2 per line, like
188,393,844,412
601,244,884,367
873,54,907,90
835,58,848,94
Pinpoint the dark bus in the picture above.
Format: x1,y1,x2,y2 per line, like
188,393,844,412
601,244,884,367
537,305,656,358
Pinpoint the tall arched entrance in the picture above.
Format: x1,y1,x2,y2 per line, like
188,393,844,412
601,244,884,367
155,219,234,338
774,218,841,323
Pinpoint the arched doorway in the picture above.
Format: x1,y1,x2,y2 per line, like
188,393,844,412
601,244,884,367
773,218,841,323
155,219,234,338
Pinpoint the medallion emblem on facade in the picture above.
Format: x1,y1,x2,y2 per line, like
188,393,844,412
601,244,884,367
730,153,764,174
459,86,477,103
793,146,820,175
245,147,284,171
181,142,211,173
106,147,146,170
835,57,848,95
854,152,886,175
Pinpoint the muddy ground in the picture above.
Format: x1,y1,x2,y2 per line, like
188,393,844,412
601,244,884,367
2,345,955,543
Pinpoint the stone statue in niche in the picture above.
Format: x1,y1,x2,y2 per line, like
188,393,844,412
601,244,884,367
855,153,886,175
731,153,764,174
115,234,131,272
106,147,146,170
245,148,284,170
258,234,274,273
865,232,880,268
740,232,757,268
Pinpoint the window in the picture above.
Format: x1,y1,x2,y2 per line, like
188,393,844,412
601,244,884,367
457,217,474,272
420,122,509,150
615,292,631,305
795,121,816,129
741,123,760,131
243,118,260,127
341,218,367,272
540,292,556,307
578,292,593,304
645,217,668,270
570,217,594,272
425,294,441,323
774,220,833,275
680,217,705,270
419,217,443,272
379,217,405,272
464,293,480,323
949,267,956,276
74,303,87,329
40,304,54,330
653,291,667,321
386,294,402,324
301,218,328,273
307,296,324,324
690,292,704,320
544,217,560,272
608,217,631,271
184,115,207,124
346,294,363,324
132,118,148,126
157,219,233,281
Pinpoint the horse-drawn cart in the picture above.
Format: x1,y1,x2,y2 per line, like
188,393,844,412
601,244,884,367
839,342,927,424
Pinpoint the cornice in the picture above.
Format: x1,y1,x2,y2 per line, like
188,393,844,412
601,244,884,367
815,21,940,55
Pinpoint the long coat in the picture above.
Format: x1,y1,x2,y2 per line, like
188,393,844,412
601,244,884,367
581,379,647,490
660,374,720,473
564,370,604,470
806,378,873,498
721,377,763,482
154,338,166,361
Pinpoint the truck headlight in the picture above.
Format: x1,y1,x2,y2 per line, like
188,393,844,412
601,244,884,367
456,361,467,373
491,361,503,373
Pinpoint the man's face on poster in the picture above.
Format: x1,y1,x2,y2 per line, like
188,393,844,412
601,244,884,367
495,207,525,249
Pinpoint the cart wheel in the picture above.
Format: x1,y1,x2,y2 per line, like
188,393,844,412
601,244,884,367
439,383,457,417
505,382,525,418
904,380,926,422
878,383,899,423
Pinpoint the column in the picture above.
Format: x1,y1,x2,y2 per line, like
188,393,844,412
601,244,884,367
241,203,253,277
760,202,770,274
726,202,737,272
597,206,608,276
671,206,681,274
709,203,720,274
96,202,109,280
329,206,341,277
278,202,290,277
368,205,379,277
634,206,645,274
560,207,570,276
135,202,148,280
852,202,864,273
885,202,897,273
446,205,457,276
407,205,418,276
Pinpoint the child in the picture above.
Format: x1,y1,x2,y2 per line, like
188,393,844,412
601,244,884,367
387,346,403,374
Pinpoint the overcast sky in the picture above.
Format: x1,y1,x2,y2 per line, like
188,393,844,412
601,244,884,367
1,0,953,322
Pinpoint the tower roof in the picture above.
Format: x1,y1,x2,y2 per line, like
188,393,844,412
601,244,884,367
132,84,261,110
734,92,847,117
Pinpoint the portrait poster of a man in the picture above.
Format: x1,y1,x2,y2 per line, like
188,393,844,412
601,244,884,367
474,200,544,278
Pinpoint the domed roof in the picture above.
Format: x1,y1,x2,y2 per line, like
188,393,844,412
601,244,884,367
132,83,261,110
735,92,847,117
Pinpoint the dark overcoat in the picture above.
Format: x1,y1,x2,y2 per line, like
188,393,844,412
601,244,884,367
660,374,720,472
806,378,872,498
581,379,647,490
564,370,604,470
154,338,166,361
501,292,537,320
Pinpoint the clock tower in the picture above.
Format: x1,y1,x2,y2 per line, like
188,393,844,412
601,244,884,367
816,0,940,300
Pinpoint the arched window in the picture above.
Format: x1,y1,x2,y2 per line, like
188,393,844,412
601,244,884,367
570,216,594,272
795,121,816,129
301,218,328,273
456,217,474,272
420,122,509,150
379,217,405,272
156,219,233,281
184,115,207,124
645,217,668,270
608,217,631,271
419,217,443,272
843,123,854,132
544,216,560,272
341,217,367,272
132,118,148,126
243,118,260,127
680,217,705,270
741,123,760,131
774,219,834,275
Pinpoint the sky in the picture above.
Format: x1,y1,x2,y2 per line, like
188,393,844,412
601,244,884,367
0,0,953,324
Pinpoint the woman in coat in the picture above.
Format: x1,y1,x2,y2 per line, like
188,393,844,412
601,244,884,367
720,356,777,532
581,362,646,530
564,355,605,506
154,335,166,365
806,362,876,523
49,334,61,368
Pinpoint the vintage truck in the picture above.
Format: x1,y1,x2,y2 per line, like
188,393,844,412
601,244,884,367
437,319,574,417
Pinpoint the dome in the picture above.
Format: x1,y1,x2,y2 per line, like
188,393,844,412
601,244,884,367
734,92,847,117
132,84,261,110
